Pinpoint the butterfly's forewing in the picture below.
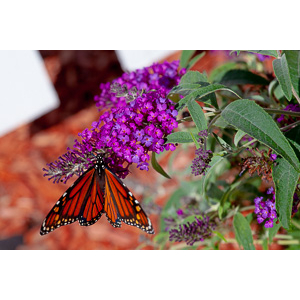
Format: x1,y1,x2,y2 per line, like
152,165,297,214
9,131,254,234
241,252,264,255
40,166,105,235
104,168,154,234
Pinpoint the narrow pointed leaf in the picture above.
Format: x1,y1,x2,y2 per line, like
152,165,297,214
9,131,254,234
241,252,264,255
177,84,240,109
179,70,208,84
151,152,171,179
285,125,300,161
187,100,207,131
209,62,238,82
202,156,224,194
272,158,299,229
213,133,234,152
220,69,269,86
180,50,196,69
166,132,194,144
273,54,293,100
221,99,300,172
234,130,247,146
186,52,206,69
233,212,256,250
213,231,228,243
268,219,282,243
169,83,202,96
176,71,219,109
283,50,300,98
237,50,278,58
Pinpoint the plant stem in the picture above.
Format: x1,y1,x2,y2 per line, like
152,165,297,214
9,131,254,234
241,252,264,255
207,114,221,133
177,116,192,124
280,120,300,131
277,240,299,245
264,108,300,117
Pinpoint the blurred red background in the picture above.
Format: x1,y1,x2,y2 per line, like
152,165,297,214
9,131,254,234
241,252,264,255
0,50,245,250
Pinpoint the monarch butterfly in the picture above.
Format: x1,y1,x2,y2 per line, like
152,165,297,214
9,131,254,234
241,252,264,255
40,155,154,235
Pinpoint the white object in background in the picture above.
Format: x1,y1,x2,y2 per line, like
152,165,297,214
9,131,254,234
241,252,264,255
0,50,59,137
116,50,176,72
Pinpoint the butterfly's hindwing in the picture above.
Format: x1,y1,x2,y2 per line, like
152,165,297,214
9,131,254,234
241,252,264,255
104,168,154,234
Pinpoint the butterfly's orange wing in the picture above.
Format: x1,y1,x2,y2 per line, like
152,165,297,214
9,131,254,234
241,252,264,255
104,168,154,234
40,167,105,235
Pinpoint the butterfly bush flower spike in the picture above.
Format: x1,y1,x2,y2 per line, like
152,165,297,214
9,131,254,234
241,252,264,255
43,61,184,183
254,186,300,228
276,104,300,125
191,130,213,176
169,214,216,246
94,60,185,110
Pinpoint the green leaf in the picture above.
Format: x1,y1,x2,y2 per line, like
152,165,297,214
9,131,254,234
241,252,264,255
169,83,202,96
285,125,300,161
262,237,268,250
274,83,286,100
179,70,208,84
273,158,299,229
221,99,300,172
214,116,231,129
187,52,206,70
166,131,194,144
283,50,300,98
288,138,300,162
212,133,234,152
176,71,219,109
187,100,207,131
180,50,196,69
213,231,228,243
219,70,269,86
268,219,282,243
219,181,242,218
233,212,256,250
273,54,293,100
234,130,247,146
151,152,171,179
153,232,169,244
209,62,239,82
177,83,240,109
239,50,278,58
189,130,200,149
202,156,224,194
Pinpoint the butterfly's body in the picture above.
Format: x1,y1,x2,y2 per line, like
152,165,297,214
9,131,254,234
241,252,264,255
40,156,154,235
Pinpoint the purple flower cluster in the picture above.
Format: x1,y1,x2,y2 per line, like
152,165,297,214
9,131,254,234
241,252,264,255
255,53,270,62
254,187,277,228
43,150,96,184
277,104,300,124
164,203,200,231
292,190,300,215
94,60,185,110
191,130,213,176
43,60,185,183
210,51,271,62
44,86,178,182
254,186,300,228
92,88,178,173
169,214,216,246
